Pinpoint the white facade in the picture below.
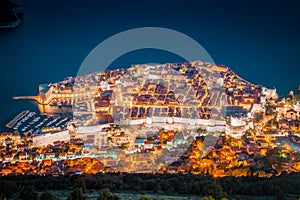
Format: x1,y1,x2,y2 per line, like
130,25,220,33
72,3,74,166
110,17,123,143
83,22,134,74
78,124,107,134
230,116,245,127
207,125,225,132
123,116,225,132
225,116,251,139
261,87,278,100
33,130,70,147
251,103,263,113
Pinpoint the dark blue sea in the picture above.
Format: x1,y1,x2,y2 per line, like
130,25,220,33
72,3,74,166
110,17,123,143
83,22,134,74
0,0,299,131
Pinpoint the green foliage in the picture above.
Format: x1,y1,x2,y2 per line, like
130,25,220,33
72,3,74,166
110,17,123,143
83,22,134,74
73,177,86,192
67,187,86,200
39,191,59,200
202,196,215,200
275,187,285,200
253,112,264,123
153,183,163,194
197,128,206,134
139,196,153,200
0,180,19,198
265,101,276,116
202,183,227,200
144,179,157,190
245,128,257,136
120,142,130,150
17,185,38,200
0,172,300,198
98,188,121,200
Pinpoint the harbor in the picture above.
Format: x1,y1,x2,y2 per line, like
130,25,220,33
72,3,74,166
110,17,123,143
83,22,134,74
5,110,72,137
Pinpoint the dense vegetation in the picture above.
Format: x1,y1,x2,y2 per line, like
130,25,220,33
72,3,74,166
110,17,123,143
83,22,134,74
0,172,299,199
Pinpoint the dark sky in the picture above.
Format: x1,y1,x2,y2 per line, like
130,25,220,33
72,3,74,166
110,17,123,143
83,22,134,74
0,0,300,99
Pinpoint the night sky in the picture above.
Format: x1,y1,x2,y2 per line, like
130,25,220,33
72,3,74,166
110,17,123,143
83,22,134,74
0,0,299,125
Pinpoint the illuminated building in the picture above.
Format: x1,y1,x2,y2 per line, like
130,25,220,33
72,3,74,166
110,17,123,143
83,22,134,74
226,116,249,139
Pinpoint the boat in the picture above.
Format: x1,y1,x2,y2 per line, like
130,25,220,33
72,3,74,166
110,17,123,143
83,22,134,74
27,111,36,118
5,110,29,129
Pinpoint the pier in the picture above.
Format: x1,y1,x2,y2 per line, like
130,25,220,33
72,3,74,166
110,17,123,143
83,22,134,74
12,96,42,103
5,110,29,128
12,95,52,105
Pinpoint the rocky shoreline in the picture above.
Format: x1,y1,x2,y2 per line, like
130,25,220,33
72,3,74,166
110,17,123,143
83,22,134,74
0,0,23,29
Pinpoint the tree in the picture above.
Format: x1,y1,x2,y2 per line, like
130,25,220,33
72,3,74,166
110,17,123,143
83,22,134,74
39,191,59,200
97,188,120,200
0,180,19,199
107,137,113,144
265,101,276,116
145,179,157,190
17,185,38,200
202,183,228,200
120,142,130,150
202,196,215,200
245,128,257,136
275,187,285,200
197,128,206,135
74,177,86,192
139,196,153,200
153,183,163,194
253,112,264,123
67,188,86,200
